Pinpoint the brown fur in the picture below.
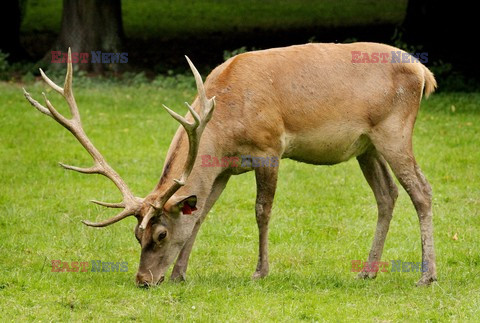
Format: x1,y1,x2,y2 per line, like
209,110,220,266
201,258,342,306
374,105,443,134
139,42,438,286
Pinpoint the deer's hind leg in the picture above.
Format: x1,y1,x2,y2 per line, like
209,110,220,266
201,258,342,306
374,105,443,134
357,147,398,279
370,112,437,286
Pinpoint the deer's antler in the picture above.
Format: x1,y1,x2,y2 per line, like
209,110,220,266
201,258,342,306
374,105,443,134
23,48,143,227
139,56,215,230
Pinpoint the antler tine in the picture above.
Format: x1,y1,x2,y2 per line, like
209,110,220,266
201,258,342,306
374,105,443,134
81,208,134,228
24,48,143,227
139,57,216,231
39,68,63,95
166,57,215,188
185,56,216,129
185,56,207,109
63,48,80,120
22,88,52,117
162,104,197,132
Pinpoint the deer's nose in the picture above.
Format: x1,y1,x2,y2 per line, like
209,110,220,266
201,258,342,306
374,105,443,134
135,272,164,287
135,272,152,287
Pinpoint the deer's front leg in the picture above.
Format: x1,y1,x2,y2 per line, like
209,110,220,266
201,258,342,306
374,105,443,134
171,175,230,282
252,165,278,279
170,219,203,282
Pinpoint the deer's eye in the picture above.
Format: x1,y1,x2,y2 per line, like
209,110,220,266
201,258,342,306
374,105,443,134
157,231,167,241
152,225,168,243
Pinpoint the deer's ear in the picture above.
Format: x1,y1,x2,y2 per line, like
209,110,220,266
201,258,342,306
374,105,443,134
164,195,197,215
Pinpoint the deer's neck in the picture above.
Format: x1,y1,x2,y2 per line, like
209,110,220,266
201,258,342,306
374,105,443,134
152,126,222,210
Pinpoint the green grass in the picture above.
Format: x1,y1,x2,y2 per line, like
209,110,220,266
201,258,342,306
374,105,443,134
1,78,479,321
21,0,407,38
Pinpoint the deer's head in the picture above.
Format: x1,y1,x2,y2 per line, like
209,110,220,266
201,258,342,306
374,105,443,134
24,49,215,287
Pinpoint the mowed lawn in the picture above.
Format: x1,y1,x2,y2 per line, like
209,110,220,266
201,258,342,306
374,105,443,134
0,78,479,321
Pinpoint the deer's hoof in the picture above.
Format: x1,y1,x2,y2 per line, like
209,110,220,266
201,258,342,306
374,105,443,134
170,272,186,282
416,275,437,286
356,271,377,280
252,270,268,280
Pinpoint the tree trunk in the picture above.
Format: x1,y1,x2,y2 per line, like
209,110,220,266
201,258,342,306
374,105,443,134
51,0,125,73
0,0,29,62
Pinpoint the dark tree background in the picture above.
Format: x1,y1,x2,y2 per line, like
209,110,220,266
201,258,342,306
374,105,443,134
0,0,29,62
1,0,477,87
51,0,125,72
402,0,477,78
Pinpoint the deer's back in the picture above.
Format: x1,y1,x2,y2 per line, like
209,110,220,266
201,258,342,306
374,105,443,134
205,42,427,165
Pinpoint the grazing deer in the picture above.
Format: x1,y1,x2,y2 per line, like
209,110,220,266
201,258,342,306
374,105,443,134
24,42,437,287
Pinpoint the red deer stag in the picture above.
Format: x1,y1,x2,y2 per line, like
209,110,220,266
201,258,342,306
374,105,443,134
24,43,437,287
